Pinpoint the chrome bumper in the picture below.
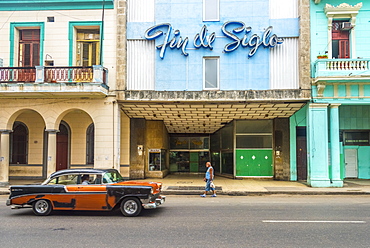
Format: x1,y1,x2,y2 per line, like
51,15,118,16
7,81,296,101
142,196,166,209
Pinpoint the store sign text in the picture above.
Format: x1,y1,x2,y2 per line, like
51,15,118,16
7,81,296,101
144,21,284,59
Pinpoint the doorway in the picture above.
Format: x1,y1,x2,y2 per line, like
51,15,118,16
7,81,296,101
345,149,358,178
296,127,307,181
56,123,69,171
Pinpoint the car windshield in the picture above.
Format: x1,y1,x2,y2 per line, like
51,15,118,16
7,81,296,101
102,170,125,184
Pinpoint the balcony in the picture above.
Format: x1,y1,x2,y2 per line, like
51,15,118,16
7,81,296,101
313,58,370,80
0,65,109,98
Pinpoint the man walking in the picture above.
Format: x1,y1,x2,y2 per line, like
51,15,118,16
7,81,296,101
200,161,216,197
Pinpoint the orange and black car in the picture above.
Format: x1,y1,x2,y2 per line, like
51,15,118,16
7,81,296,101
6,168,165,217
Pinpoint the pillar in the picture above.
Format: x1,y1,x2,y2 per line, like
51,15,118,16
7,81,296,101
329,104,343,187
0,130,11,186
307,103,331,187
46,129,58,177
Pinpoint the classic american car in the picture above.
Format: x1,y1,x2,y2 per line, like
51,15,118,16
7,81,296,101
6,168,165,217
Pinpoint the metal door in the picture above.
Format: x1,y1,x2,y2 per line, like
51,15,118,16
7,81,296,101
296,136,307,180
345,149,358,178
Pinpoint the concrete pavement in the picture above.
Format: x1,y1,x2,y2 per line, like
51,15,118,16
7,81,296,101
2,174,370,196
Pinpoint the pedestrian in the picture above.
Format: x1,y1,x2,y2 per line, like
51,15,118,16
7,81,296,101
200,161,217,197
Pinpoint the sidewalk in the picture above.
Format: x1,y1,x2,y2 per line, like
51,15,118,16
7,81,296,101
1,174,370,196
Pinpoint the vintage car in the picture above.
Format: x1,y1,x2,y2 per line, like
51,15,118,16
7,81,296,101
6,168,165,217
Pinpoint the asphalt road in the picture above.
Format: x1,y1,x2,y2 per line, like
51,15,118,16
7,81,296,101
1,195,370,248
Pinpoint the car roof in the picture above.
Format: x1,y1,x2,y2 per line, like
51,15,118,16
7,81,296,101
49,168,118,178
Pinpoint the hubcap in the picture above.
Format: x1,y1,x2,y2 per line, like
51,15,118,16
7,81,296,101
124,200,138,214
36,200,48,213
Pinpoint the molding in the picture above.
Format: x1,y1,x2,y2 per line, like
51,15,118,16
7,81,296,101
325,3,363,14
0,129,13,134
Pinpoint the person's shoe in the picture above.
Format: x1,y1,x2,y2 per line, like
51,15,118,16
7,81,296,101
211,194,217,197
200,194,206,197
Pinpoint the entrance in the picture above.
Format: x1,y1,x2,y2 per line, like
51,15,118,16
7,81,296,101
170,151,209,173
56,123,69,171
345,149,358,178
296,127,307,181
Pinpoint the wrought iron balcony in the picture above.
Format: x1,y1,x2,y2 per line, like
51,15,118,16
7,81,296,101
0,65,109,98
313,58,370,79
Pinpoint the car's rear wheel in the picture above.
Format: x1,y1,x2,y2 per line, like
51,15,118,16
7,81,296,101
32,199,53,216
120,197,142,217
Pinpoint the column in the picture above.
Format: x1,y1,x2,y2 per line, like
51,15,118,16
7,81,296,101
45,129,58,177
0,130,12,186
330,104,343,187
307,103,331,187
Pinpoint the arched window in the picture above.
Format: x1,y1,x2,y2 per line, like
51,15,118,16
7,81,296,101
86,123,94,165
10,122,28,164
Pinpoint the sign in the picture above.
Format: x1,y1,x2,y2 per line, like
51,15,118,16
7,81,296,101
144,21,284,59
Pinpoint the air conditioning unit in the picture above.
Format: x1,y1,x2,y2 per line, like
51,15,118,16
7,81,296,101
0,58,3,67
341,22,352,30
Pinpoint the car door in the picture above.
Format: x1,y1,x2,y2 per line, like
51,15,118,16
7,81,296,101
75,174,109,211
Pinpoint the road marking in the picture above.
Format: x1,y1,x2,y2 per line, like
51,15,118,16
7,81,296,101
263,220,366,224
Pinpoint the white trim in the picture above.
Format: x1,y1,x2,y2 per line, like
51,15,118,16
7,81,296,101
324,3,362,59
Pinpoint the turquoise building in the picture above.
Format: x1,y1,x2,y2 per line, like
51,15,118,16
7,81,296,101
290,0,370,187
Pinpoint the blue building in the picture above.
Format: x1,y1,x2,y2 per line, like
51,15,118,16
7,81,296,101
290,0,370,187
122,0,310,179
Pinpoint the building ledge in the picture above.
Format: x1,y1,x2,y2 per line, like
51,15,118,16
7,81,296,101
119,90,311,102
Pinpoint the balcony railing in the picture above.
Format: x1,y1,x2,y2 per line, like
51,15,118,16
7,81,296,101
0,65,107,84
0,67,36,82
313,58,370,78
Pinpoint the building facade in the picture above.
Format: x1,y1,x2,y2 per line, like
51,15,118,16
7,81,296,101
121,0,311,179
0,0,133,185
292,0,370,187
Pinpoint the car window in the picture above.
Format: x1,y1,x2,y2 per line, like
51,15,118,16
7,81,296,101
47,174,78,185
79,174,104,185
103,171,124,183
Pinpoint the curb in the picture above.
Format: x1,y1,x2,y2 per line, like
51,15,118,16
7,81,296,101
162,190,370,196
2,189,370,196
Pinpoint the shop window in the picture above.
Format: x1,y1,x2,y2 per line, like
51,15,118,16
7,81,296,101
203,57,219,90
203,0,219,21
19,29,40,67
10,122,28,164
148,149,165,171
343,131,369,146
86,124,94,165
76,28,100,66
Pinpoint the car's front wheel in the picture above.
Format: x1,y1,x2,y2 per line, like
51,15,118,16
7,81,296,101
32,199,53,216
120,197,142,217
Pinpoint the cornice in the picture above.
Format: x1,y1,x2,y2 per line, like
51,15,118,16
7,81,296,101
325,2,363,14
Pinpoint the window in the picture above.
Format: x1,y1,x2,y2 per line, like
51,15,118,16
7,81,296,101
19,29,40,67
332,21,350,59
76,28,100,66
10,122,28,164
324,3,362,59
203,0,219,21
343,131,369,146
203,57,219,90
86,124,94,165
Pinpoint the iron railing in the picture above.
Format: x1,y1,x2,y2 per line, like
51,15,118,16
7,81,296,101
0,67,36,82
0,66,107,84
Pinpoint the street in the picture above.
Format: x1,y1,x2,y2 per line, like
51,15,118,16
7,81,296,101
1,195,370,248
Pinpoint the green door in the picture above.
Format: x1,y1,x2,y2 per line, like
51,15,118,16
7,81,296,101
236,149,273,177
190,152,199,172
